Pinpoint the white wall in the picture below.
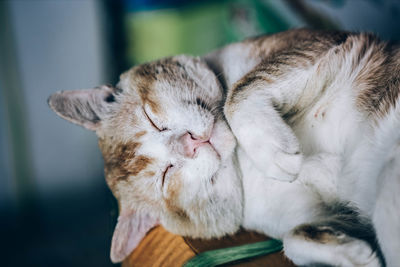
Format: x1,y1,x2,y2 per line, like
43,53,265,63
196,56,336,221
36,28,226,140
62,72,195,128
1,0,109,206
0,82,14,209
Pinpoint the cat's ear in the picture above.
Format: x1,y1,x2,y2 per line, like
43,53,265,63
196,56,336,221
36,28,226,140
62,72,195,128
47,85,116,131
110,210,158,263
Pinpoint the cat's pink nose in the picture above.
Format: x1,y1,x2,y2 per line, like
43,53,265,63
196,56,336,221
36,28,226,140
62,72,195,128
180,132,209,158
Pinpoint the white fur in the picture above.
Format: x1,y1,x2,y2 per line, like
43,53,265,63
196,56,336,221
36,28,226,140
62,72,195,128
284,234,380,267
212,43,262,89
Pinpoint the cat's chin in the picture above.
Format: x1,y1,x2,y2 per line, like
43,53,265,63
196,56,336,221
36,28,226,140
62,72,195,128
160,150,243,239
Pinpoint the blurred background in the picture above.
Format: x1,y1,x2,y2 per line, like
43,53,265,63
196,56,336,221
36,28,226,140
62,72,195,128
0,0,399,266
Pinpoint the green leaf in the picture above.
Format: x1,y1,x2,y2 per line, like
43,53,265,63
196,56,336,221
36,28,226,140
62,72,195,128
184,239,283,267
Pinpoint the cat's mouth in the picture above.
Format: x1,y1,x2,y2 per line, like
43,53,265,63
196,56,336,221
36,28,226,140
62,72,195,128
207,120,236,161
205,140,221,159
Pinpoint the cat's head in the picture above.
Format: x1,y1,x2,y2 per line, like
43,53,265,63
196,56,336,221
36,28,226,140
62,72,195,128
48,55,243,263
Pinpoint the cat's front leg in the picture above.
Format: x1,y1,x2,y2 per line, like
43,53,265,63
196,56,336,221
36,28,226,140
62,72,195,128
225,81,302,182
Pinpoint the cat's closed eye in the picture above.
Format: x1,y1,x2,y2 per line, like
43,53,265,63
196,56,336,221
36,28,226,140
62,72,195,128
143,108,169,132
161,164,173,187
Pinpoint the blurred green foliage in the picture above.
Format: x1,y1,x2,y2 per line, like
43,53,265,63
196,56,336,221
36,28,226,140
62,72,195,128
125,2,230,63
124,0,308,64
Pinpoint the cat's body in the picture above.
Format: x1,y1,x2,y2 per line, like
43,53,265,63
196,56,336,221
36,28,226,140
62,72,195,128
48,29,400,266
207,30,400,266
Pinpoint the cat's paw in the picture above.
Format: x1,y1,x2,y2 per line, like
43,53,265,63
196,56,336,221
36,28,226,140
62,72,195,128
297,153,340,201
237,133,303,182
266,150,303,182
226,111,302,182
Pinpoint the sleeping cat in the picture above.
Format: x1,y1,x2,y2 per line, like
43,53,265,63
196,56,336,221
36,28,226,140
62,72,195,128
48,29,400,266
